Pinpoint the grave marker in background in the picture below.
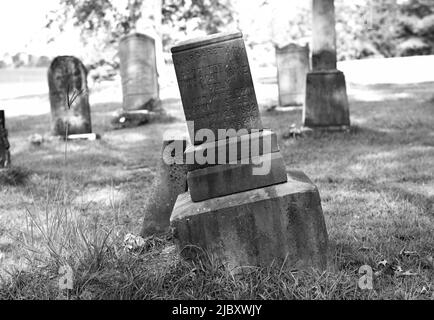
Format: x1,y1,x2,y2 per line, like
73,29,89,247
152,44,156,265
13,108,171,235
119,33,159,111
303,0,350,130
275,43,310,107
48,56,92,136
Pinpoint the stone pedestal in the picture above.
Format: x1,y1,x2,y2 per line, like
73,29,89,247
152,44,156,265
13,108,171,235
119,33,159,111
0,110,11,168
171,171,328,272
48,56,92,136
275,43,310,107
140,134,188,237
303,70,350,128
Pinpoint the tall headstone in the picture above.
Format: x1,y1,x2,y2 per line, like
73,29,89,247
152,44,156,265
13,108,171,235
119,33,159,111
303,0,350,129
170,32,328,272
48,56,92,136
275,43,310,106
140,132,188,237
0,110,11,168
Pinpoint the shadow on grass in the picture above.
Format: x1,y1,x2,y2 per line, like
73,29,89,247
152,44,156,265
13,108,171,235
0,166,31,186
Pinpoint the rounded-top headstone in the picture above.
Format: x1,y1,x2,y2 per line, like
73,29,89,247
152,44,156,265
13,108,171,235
171,31,262,144
48,56,92,136
119,33,159,111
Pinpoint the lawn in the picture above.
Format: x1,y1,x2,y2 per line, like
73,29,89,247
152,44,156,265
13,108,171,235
0,75,433,299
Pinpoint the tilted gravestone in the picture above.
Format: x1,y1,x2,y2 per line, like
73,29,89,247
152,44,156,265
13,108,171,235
170,32,328,272
119,33,159,111
0,110,11,168
303,0,350,130
48,56,92,136
275,43,310,107
140,132,189,237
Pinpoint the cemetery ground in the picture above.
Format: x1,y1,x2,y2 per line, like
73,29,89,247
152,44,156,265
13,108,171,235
0,73,433,300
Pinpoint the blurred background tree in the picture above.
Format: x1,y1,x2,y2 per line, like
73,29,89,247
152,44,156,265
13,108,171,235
46,0,235,73
42,0,434,76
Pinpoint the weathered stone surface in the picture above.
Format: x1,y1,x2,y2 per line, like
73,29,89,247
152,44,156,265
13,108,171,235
119,33,159,111
276,43,310,106
0,110,11,168
140,134,188,237
312,0,337,71
171,171,328,271
303,70,350,128
171,32,262,144
187,152,287,202
185,130,278,171
48,56,92,136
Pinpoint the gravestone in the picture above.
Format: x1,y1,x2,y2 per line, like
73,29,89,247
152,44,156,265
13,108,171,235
171,32,262,143
0,110,11,168
140,132,188,237
170,32,328,272
48,56,92,136
119,33,159,111
303,0,350,129
275,43,310,107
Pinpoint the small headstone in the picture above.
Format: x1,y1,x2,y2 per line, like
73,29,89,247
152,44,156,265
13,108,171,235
170,32,328,272
275,43,310,107
119,33,159,111
0,110,11,168
48,56,92,136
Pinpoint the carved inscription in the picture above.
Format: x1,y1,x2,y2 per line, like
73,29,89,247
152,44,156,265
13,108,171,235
172,36,262,143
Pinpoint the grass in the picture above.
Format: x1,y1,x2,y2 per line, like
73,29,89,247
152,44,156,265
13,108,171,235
0,80,433,300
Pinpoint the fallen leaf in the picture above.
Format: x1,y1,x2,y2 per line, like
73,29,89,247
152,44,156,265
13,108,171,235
378,259,388,267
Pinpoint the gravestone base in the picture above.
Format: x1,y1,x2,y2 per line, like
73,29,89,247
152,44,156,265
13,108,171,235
300,125,350,133
303,70,350,129
170,171,328,273
66,133,100,141
274,105,303,112
111,99,168,129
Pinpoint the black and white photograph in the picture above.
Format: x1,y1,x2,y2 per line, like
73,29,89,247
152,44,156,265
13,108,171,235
0,0,433,306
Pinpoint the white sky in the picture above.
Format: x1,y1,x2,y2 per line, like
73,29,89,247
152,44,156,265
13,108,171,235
0,0,60,56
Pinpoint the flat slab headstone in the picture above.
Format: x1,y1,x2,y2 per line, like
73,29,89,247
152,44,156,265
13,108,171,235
275,43,310,106
48,56,92,136
119,33,159,111
171,32,262,144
